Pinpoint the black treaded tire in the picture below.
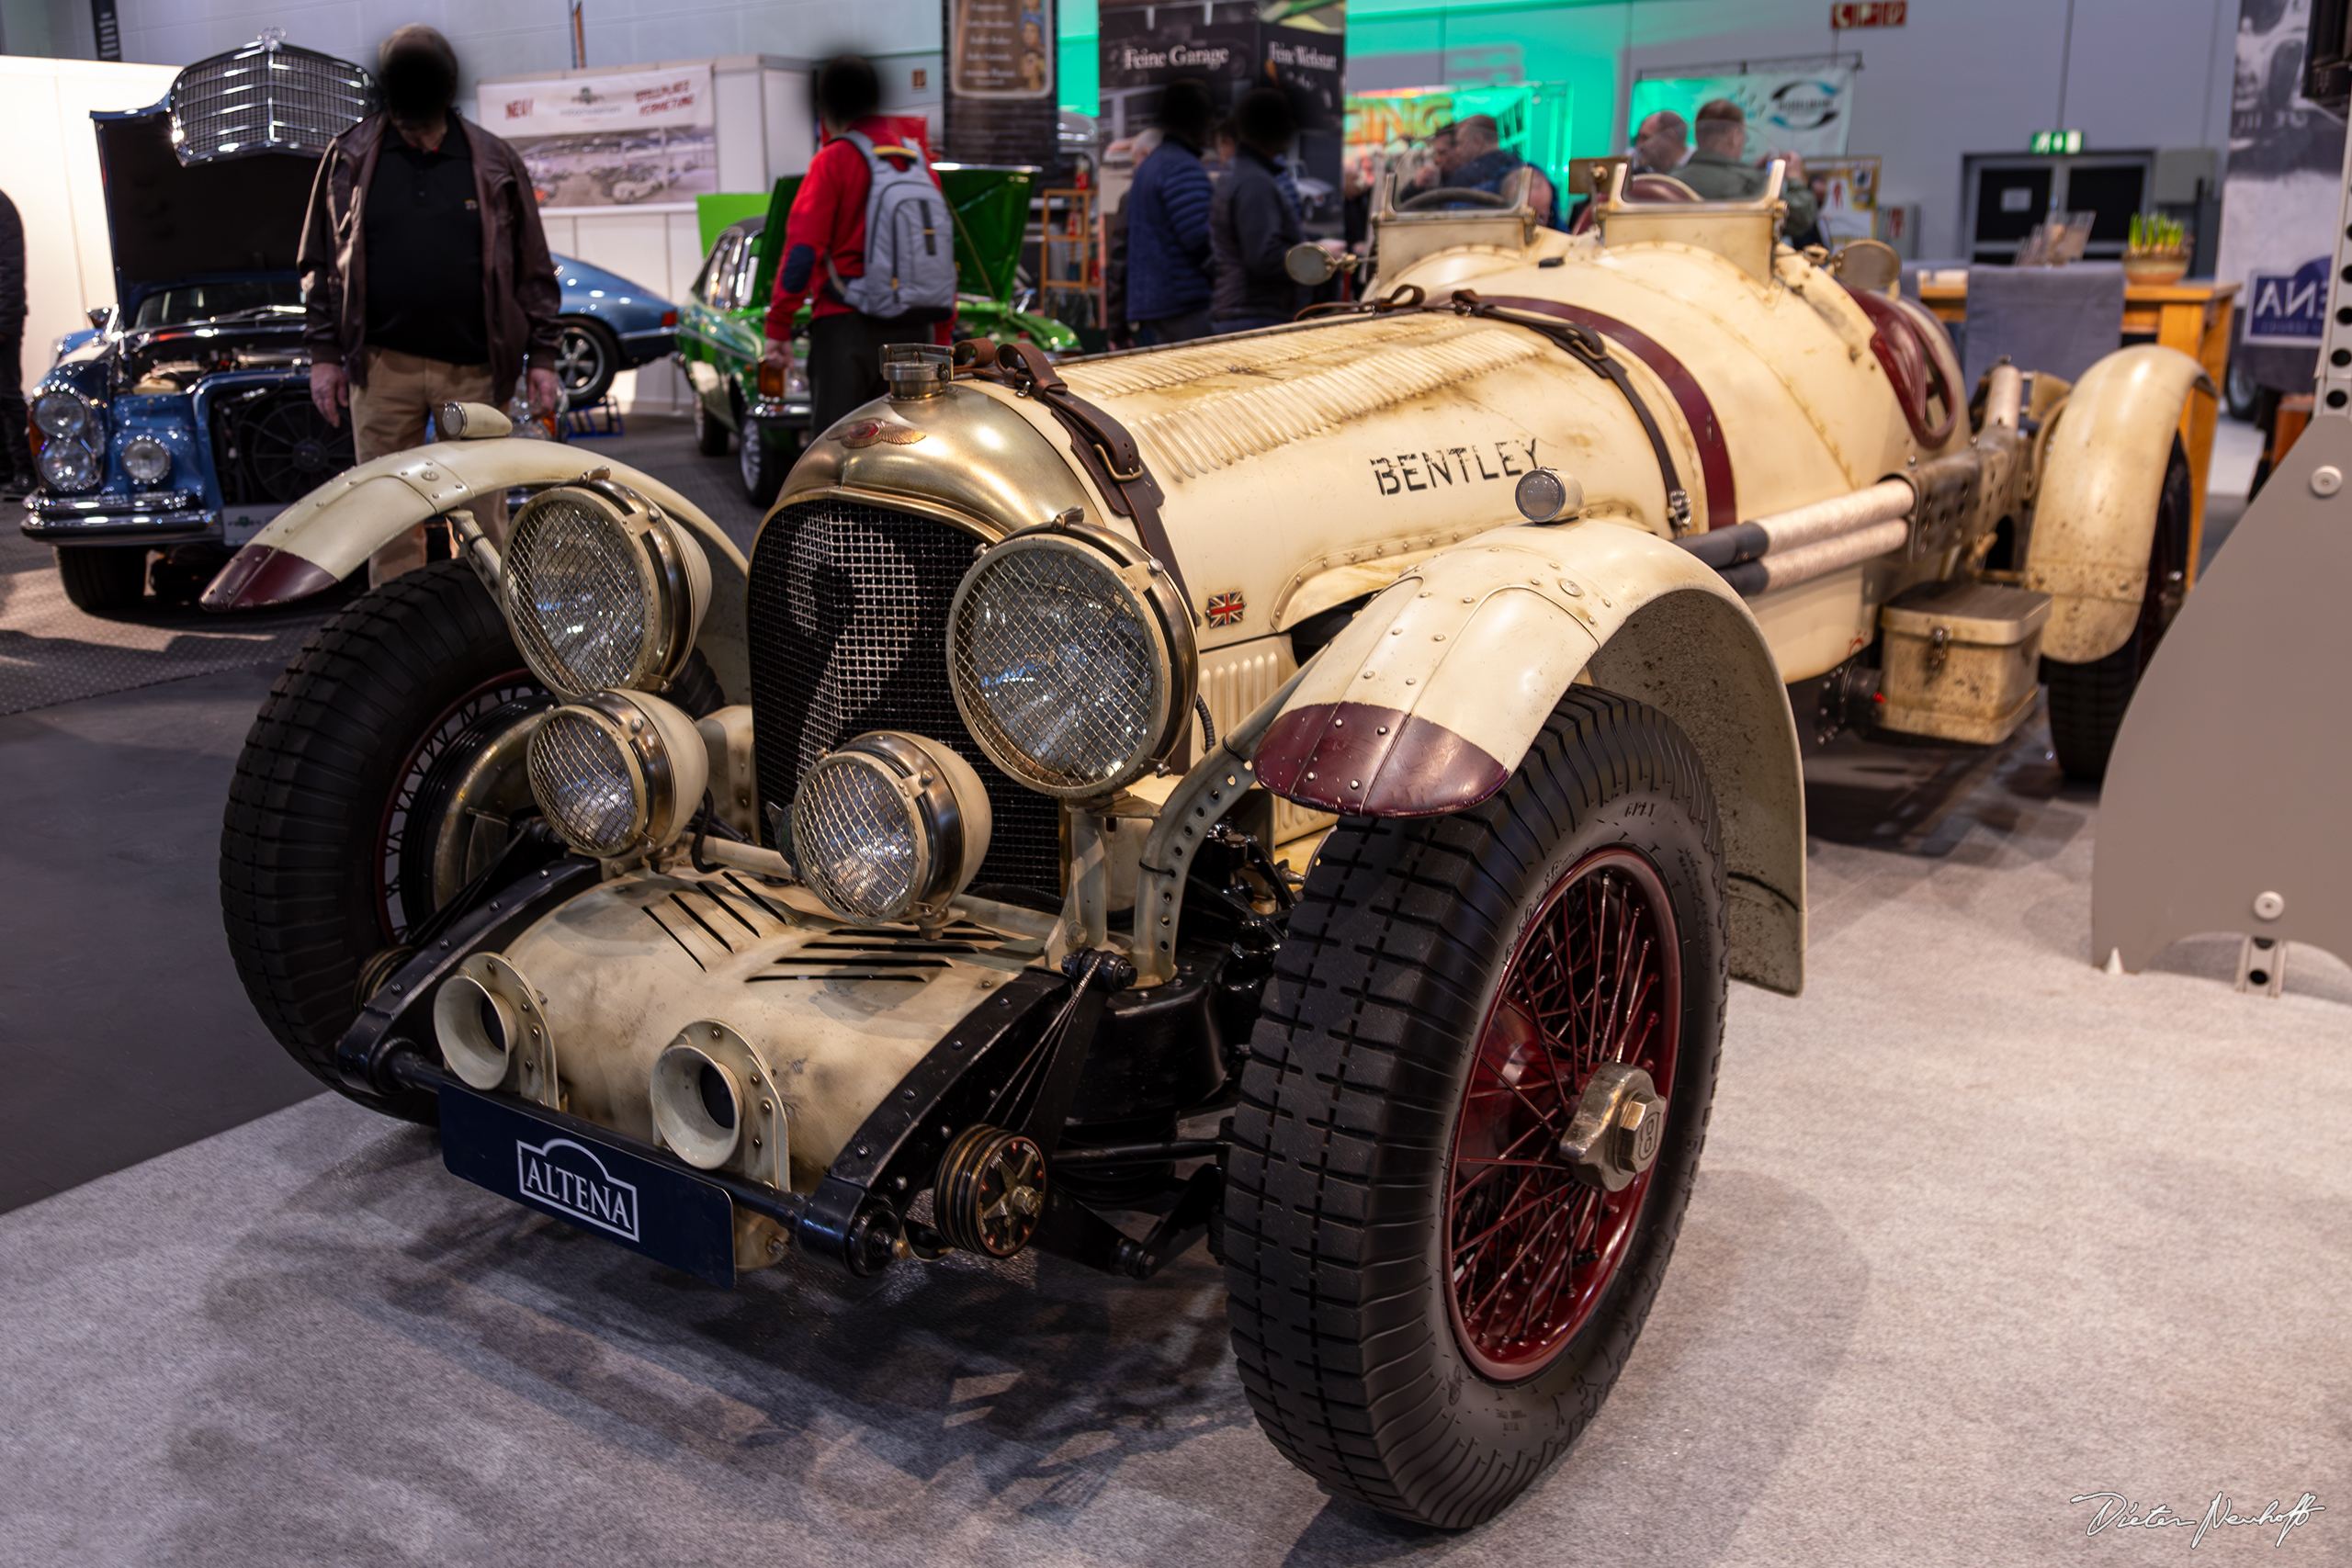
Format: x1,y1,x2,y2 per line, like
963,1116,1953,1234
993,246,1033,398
736,397,792,507
1222,687,1727,1529
694,387,732,456
220,560,540,1121
56,544,150,612
2044,438,2191,782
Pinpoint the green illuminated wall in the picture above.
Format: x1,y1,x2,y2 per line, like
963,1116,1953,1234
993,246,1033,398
1057,0,1627,159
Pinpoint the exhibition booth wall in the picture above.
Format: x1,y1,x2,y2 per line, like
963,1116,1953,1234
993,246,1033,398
0,56,176,368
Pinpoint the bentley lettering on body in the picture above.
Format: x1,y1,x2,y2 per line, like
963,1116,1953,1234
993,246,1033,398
1372,439,1541,496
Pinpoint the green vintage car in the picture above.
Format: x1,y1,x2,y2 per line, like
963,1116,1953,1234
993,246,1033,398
676,163,1079,505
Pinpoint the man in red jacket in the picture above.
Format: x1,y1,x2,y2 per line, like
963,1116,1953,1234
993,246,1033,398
763,57,954,434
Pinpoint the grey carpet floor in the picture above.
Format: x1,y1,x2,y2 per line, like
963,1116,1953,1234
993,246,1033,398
2,798,2346,1566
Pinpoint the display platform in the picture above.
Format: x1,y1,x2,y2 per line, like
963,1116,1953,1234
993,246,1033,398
3,762,2343,1566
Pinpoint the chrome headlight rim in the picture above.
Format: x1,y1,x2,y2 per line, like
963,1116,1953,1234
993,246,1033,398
120,434,172,484
790,731,993,926
524,689,707,859
38,439,102,492
32,389,94,441
501,480,709,701
944,521,1198,801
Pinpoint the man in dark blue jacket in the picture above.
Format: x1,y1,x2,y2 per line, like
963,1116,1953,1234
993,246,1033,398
1124,80,1218,345
1209,88,1305,334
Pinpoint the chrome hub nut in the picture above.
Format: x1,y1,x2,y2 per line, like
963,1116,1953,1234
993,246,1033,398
1558,1063,1668,1192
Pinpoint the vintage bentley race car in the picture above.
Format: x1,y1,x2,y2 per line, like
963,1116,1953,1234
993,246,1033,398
211,163,2201,1528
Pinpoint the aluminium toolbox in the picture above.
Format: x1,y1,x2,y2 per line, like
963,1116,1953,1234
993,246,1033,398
1875,580,2054,744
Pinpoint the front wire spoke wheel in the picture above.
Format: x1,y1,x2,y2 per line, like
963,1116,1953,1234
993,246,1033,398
1446,851,1679,1380
1223,687,1725,1529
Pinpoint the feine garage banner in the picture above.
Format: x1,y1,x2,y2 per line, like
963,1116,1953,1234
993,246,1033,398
477,67,718,209
1627,69,1853,162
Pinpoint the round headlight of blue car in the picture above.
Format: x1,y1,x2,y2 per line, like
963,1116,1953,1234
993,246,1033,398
39,440,100,491
121,435,171,483
32,389,91,440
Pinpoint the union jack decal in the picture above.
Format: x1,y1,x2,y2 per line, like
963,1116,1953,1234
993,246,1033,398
1205,591,1246,627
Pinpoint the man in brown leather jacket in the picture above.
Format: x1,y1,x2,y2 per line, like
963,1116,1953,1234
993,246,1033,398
299,25,561,581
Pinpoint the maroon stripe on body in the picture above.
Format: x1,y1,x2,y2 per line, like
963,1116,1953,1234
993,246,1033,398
1482,295,1738,532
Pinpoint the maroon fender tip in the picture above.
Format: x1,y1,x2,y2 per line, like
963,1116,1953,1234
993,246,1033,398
199,545,339,612
1256,700,1510,818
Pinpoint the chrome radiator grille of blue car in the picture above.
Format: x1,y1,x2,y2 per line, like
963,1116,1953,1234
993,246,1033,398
167,38,374,165
746,500,1063,897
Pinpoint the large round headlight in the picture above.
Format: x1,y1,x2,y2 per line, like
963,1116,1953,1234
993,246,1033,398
32,390,90,440
38,440,100,492
946,523,1196,799
791,732,992,925
525,690,710,858
503,483,711,699
121,434,171,483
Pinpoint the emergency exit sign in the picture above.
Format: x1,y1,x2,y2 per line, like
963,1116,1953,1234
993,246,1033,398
1830,2,1906,27
2030,130,2085,154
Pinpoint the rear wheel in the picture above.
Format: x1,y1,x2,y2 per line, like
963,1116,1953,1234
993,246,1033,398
736,394,792,507
2045,439,2190,782
55,544,150,612
555,318,621,404
1223,688,1726,1529
693,385,731,456
220,560,546,1119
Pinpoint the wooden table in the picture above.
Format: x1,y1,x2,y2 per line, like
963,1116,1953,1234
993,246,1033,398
1915,277,2240,584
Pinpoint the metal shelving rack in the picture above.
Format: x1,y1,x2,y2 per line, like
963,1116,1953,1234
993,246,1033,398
1037,186,1102,331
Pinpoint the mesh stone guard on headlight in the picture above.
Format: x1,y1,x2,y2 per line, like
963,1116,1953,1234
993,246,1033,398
945,518,1197,801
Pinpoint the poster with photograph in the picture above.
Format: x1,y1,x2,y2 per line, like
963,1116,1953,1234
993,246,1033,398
945,0,1059,165
952,0,1056,99
2218,0,2343,363
478,67,716,209
1628,68,1853,162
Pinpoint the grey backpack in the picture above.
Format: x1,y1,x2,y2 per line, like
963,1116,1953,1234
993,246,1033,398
838,131,956,321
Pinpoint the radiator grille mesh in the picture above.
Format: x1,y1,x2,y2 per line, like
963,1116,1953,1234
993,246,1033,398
748,500,1061,895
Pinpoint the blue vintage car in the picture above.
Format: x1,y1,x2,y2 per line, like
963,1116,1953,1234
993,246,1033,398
21,37,678,612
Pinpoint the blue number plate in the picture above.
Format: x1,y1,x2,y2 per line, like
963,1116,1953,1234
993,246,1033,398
438,1087,737,1288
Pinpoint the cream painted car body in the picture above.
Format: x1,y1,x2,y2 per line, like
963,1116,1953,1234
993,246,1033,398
232,182,2208,1266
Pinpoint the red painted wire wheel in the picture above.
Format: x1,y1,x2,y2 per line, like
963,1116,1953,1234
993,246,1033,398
1224,688,1727,1529
1445,848,1680,1381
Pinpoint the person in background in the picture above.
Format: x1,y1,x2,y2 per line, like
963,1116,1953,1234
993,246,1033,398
1123,80,1217,346
0,185,28,501
1409,123,1459,190
763,55,953,434
300,25,561,583
1677,98,1818,237
1209,88,1306,335
1630,109,1690,176
1443,114,1559,227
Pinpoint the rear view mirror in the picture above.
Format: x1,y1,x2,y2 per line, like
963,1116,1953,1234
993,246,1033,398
1285,243,1337,286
